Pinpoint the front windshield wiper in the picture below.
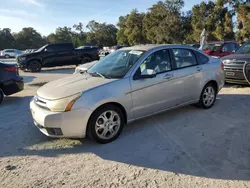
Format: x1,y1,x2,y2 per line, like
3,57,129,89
89,72,110,79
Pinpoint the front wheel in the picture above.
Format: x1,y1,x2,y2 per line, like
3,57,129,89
87,105,125,144
197,83,217,109
28,60,42,72
0,89,4,105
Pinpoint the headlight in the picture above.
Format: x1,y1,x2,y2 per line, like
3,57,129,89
46,93,82,112
20,57,26,61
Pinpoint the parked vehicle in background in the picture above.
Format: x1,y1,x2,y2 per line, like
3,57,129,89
17,43,99,72
203,41,239,58
30,44,224,143
1,49,22,58
76,46,98,50
74,61,98,74
0,61,24,104
222,40,250,84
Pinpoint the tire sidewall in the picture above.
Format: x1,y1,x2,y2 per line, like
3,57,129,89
28,61,41,72
88,105,125,144
199,83,217,109
0,89,4,105
81,57,91,64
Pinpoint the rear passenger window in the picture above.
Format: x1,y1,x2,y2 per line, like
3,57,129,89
193,51,209,64
172,48,197,69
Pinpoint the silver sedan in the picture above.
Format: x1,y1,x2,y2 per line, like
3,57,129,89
30,44,224,143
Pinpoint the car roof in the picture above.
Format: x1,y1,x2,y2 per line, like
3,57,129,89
121,44,193,51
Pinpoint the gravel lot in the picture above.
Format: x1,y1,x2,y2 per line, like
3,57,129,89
0,65,250,188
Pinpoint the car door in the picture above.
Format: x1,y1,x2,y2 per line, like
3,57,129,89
57,43,75,66
130,49,180,118
169,48,203,103
42,44,60,67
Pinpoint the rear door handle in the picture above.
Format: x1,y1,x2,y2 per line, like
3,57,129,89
196,66,203,71
164,74,173,80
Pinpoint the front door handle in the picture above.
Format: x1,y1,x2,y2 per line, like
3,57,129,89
196,66,203,71
164,74,173,80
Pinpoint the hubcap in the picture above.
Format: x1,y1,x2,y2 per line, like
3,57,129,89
95,110,121,139
203,86,215,107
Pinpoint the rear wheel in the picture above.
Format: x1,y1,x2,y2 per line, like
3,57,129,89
5,54,10,59
28,60,42,72
197,83,217,109
0,89,4,105
81,57,92,64
87,105,125,144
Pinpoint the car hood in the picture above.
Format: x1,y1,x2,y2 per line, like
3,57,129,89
19,52,39,58
77,61,98,71
221,54,250,61
37,73,115,100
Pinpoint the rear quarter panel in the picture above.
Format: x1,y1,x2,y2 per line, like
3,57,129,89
199,58,224,94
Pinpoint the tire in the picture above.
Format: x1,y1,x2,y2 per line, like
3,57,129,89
28,60,42,72
81,57,92,64
197,83,217,109
0,88,4,105
5,54,10,59
87,104,125,144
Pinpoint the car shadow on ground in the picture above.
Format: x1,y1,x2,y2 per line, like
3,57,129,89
0,94,249,181
22,75,36,83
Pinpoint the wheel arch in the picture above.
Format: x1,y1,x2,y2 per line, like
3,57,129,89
205,80,218,93
86,102,128,134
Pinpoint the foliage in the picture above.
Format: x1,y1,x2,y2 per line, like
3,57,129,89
143,1,184,44
124,9,147,45
1,0,249,50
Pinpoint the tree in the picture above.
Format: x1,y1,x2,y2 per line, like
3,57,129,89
236,3,250,41
0,28,16,49
86,20,117,47
14,27,46,49
181,11,194,43
54,27,73,43
124,9,147,45
191,1,217,42
143,0,184,44
116,15,129,45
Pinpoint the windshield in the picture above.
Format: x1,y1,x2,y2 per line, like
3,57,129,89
204,43,222,51
236,42,250,54
36,45,47,52
88,49,144,78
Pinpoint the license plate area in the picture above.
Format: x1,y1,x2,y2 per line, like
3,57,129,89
226,72,235,76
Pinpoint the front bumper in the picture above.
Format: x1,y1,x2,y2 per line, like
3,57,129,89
30,100,93,138
2,79,24,95
224,68,249,85
17,58,28,69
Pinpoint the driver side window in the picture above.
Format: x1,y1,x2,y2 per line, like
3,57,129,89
139,49,171,75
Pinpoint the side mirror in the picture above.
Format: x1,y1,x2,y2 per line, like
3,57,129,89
140,74,156,79
134,69,156,80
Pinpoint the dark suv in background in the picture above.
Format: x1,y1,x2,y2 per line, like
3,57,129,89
222,40,250,84
17,43,99,72
203,41,239,58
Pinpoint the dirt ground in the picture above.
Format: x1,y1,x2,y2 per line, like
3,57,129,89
0,65,250,188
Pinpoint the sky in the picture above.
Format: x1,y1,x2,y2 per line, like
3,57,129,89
0,0,200,36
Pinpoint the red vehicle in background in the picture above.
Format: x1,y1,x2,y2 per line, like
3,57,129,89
203,41,239,58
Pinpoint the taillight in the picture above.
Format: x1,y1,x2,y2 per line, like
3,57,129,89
221,61,224,69
4,67,16,72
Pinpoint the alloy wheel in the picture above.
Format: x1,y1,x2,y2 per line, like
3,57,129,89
95,110,121,140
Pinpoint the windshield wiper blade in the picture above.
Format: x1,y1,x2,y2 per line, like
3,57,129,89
89,72,107,78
